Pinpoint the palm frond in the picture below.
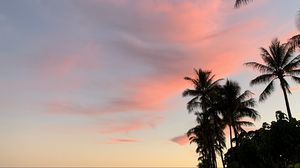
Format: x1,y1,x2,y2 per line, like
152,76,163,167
291,75,300,84
281,46,295,67
283,54,300,71
244,62,274,73
259,80,275,102
209,78,223,88
237,90,254,101
250,74,276,86
187,97,201,113
184,77,198,86
239,107,260,120
269,39,284,66
234,0,253,8
182,89,198,97
236,120,254,127
287,34,300,49
286,69,300,76
240,98,256,108
260,47,277,68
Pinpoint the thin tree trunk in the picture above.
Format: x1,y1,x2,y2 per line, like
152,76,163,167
229,125,233,149
219,145,225,168
232,124,239,147
211,145,217,168
279,79,292,120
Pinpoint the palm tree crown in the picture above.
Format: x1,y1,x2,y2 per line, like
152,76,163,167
216,80,259,147
183,68,222,114
245,38,300,120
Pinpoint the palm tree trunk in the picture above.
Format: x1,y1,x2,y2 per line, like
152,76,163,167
279,79,292,120
219,146,225,168
211,146,217,168
229,125,233,149
233,125,239,147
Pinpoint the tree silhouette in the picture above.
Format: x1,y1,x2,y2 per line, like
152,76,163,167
245,38,300,120
216,80,259,148
183,68,222,114
183,69,223,168
225,111,300,167
187,112,225,168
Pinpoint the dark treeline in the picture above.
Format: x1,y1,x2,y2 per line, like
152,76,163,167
184,38,300,168
183,1,300,168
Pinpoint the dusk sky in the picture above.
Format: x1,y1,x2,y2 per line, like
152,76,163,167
1,0,300,167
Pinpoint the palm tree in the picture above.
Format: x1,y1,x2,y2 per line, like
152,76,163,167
216,80,259,147
183,69,223,168
183,68,223,114
245,38,300,120
187,113,225,168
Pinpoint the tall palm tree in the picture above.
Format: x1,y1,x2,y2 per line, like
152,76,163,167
183,69,223,168
245,38,300,120
216,80,259,147
187,113,225,168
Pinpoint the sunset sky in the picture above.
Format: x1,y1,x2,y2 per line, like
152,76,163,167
1,0,300,167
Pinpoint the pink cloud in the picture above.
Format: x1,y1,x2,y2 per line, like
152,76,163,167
98,115,163,134
44,1,268,116
171,134,189,146
107,138,140,144
42,1,274,137
46,102,103,116
40,42,100,79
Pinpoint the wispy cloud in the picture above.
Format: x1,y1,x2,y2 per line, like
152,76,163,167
98,115,163,134
107,138,140,144
38,1,271,137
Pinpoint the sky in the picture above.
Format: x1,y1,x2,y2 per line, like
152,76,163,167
0,0,300,167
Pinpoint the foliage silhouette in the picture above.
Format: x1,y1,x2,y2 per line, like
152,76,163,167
183,70,258,168
215,80,259,148
245,38,300,120
183,69,224,168
224,111,300,168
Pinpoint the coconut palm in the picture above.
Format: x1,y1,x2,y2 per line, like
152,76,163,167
187,113,224,168
245,38,300,120
183,68,223,114
183,69,223,168
216,80,259,147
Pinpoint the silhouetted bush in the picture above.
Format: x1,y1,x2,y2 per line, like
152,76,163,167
225,111,300,168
